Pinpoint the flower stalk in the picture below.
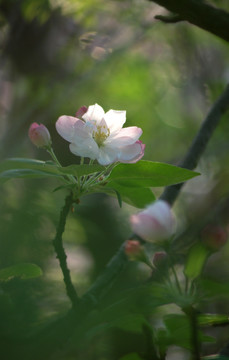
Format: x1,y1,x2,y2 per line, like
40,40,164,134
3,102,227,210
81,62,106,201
52,193,80,310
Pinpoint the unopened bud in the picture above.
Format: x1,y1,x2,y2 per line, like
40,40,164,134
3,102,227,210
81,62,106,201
124,240,143,260
201,224,227,251
28,123,51,148
75,106,88,118
130,200,176,243
152,251,168,268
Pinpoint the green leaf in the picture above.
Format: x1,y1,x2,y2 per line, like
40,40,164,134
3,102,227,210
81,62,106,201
100,283,173,322
0,158,105,184
111,188,122,208
59,164,105,177
0,169,62,183
0,158,61,174
104,183,156,208
110,314,148,333
184,243,209,280
53,184,76,193
107,161,200,187
164,314,215,350
198,314,229,326
198,279,229,299
0,263,43,281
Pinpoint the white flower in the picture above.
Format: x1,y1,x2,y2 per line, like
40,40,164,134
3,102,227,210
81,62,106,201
130,200,176,243
56,103,145,165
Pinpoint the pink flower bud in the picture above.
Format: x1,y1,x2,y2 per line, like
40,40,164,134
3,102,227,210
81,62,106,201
152,251,168,268
201,224,227,251
124,240,142,259
28,123,51,148
75,106,88,118
130,200,176,243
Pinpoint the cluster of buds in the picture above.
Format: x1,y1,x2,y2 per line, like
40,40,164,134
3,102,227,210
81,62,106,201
124,239,169,274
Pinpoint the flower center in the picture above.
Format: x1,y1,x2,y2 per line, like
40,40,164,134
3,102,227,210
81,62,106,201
92,124,110,147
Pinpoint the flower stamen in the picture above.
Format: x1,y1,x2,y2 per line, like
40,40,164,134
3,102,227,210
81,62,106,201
93,124,110,147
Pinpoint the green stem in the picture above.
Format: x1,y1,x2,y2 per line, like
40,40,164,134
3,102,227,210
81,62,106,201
171,265,182,294
83,162,116,187
184,306,201,360
142,324,159,360
47,147,62,167
52,193,80,310
189,280,196,296
47,147,77,185
185,275,189,294
165,272,174,289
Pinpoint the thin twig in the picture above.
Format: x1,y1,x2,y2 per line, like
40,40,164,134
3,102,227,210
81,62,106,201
160,84,229,205
150,0,229,43
155,14,183,23
52,192,80,309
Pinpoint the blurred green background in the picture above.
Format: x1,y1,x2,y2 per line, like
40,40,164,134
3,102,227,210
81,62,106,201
1,0,229,359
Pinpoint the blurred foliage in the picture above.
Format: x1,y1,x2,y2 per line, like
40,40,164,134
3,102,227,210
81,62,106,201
1,0,229,359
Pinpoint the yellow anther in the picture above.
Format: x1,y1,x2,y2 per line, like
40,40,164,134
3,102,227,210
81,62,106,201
93,125,110,147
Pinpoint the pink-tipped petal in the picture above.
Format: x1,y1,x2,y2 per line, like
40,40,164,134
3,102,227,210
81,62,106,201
145,200,176,236
107,126,142,146
75,106,88,118
130,200,176,243
130,213,162,242
73,119,95,139
56,116,81,142
118,140,145,163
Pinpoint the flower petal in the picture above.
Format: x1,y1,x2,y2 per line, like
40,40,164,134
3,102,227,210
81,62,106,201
73,120,94,139
130,212,163,242
97,145,119,165
82,103,105,124
107,126,142,146
75,106,88,118
118,140,145,163
145,200,176,236
103,109,126,134
56,116,81,142
69,138,99,159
